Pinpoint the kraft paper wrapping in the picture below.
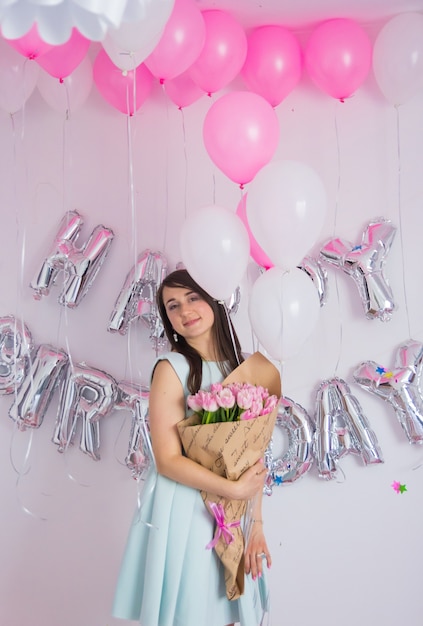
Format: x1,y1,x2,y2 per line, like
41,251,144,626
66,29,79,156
177,352,281,601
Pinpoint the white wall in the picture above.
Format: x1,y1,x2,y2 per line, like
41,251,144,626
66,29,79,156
0,28,422,626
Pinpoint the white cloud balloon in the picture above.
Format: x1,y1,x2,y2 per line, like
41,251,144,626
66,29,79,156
0,0,174,45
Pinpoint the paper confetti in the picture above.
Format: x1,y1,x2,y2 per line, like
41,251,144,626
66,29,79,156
392,481,407,494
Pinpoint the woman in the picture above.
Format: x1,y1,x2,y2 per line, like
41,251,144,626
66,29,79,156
113,269,272,626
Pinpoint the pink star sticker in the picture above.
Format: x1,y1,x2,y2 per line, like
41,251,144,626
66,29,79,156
391,481,401,493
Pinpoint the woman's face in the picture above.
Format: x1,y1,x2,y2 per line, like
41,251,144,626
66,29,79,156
162,285,215,344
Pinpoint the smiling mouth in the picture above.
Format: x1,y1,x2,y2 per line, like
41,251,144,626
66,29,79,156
183,318,200,327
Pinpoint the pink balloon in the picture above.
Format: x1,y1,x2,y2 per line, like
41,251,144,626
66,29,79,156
164,70,204,108
144,0,205,82
37,55,93,113
203,91,279,187
236,194,273,269
189,10,247,95
93,49,153,116
304,18,372,101
241,25,302,107
0,35,39,113
36,29,91,80
3,23,54,59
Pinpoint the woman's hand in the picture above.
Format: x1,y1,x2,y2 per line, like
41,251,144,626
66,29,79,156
232,459,267,500
244,523,272,580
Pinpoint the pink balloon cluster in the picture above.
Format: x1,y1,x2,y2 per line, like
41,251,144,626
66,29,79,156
2,8,423,118
0,23,94,113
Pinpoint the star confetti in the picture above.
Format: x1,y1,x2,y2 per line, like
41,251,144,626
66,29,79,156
392,481,407,494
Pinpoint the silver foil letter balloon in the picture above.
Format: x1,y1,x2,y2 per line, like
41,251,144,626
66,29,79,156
53,362,118,460
314,378,383,480
0,315,33,394
298,255,328,307
9,343,69,430
115,381,153,480
30,210,114,308
108,249,167,349
320,218,396,321
265,397,315,493
354,340,423,444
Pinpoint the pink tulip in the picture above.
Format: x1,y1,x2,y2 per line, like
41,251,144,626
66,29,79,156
237,388,254,410
216,388,236,410
200,391,219,413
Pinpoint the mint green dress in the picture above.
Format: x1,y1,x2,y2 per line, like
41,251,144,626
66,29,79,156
112,352,269,626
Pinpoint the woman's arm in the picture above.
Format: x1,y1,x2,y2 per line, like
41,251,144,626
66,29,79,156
243,490,272,579
148,359,266,501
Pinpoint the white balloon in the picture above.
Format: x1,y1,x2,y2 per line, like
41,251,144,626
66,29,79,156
248,266,320,361
109,0,174,51
373,12,423,106
180,205,250,301
103,0,174,70
246,160,327,269
0,37,39,113
101,36,148,71
37,54,93,113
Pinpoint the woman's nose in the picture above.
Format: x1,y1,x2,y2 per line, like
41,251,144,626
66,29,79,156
179,302,190,316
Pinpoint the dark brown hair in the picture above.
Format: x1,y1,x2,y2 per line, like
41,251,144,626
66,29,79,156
157,269,244,393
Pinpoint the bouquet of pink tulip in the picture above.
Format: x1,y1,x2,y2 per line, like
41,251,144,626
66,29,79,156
177,352,281,601
187,382,279,424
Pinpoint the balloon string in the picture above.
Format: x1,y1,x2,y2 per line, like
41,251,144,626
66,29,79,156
61,433,91,488
61,82,73,213
56,81,76,487
180,107,188,221
278,360,284,396
10,92,44,517
220,302,240,365
395,106,412,339
125,63,139,380
332,102,343,377
277,268,287,368
134,474,158,529
126,96,137,269
57,306,91,487
10,426,48,521
113,69,145,473
162,84,170,253
335,461,346,483
113,406,132,467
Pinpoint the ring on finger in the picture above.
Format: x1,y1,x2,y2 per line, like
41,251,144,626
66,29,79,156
255,552,266,558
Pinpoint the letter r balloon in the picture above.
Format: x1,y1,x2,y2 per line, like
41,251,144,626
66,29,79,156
53,363,118,460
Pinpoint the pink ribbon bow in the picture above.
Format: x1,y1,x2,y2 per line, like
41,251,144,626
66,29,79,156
206,502,241,550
